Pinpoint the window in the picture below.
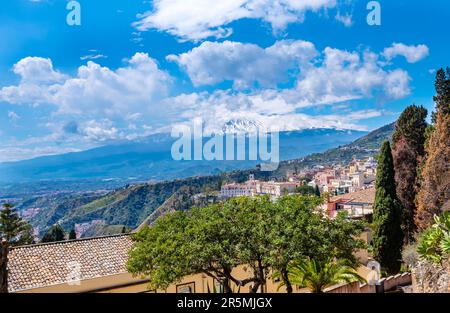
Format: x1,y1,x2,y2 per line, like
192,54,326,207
176,282,195,293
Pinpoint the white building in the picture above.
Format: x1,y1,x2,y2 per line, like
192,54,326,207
219,183,256,198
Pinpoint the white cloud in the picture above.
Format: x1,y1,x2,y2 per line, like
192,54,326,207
158,90,383,134
0,53,172,116
0,40,421,161
294,48,412,103
167,40,318,88
383,43,429,63
170,42,412,103
80,54,107,61
12,57,66,84
0,146,81,163
7,111,20,121
335,12,353,27
76,119,121,142
134,0,337,41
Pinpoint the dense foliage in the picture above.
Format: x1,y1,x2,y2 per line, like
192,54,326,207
417,212,450,263
0,204,34,246
372,141,404,274
69,229,77,240
273,257,365,293
416,68,450,230
41,224,66,243
127,195,365,293
1,203,34,293
392,105,428,243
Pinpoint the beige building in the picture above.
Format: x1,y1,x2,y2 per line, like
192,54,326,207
7,233,374,293
325,188,375,219
219,183,256,198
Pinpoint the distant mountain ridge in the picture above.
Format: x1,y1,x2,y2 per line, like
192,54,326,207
0,128,367,185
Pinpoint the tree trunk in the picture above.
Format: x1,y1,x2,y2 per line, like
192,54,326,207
222,277,232,293
250,260,265,293
0,240,9,293
250,281,261,293
280,267,293,293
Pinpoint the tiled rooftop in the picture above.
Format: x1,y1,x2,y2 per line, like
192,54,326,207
330,187,376,204
7,234,133,292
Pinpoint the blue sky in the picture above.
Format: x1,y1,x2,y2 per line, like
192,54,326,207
0,0,448,162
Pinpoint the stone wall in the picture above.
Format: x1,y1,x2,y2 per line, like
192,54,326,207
412,260,450,293
324,273,411,293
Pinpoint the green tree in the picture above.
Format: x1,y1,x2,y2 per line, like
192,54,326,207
324,212,366,266
0,204,34,246
275,257,365,293
267,195,324,293
296,185,315,196
1,203,35,293
41,224,66,243
392,105,428,243
431,67,450,123
187,202,241,293
127,211,194,290
231,196,281,293
128,195,366,293
314,185,321,197
68,229,77,240
372,141,404,274
416,68,450,230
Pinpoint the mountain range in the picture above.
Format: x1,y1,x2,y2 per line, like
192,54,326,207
0,128,367,186
12,122,396,237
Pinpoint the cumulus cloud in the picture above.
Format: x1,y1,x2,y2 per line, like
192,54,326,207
134,0,337,41
158,90,383,134
294,48,412,103
170,42,412,103
0,53,172,116
167,40,318,88
76,119,121,142
0,40,423,161
12,56,67,84
383,43,429,63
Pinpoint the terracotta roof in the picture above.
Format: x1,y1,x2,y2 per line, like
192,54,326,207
330,188,376,204
7,234,133,293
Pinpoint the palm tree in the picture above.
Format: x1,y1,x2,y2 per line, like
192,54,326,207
276,258,366,293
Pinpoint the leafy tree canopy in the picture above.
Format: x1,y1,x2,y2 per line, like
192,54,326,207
127,195,365,293
41,224,66,243
0,203,34,246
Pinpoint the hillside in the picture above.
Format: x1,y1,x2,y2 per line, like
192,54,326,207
21,123,395,237
0,128,365,187
271,122,395,176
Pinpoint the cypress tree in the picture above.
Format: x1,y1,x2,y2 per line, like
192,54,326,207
41,224,66,243
372,141,404,274
314,185,321,197
392,105,428,243
431,67,450,123
69,229,77,240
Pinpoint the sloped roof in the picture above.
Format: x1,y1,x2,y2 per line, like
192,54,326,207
7,234,133,293
330,187,376,204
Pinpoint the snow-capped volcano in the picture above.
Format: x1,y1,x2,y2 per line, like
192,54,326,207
221,119,264,134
